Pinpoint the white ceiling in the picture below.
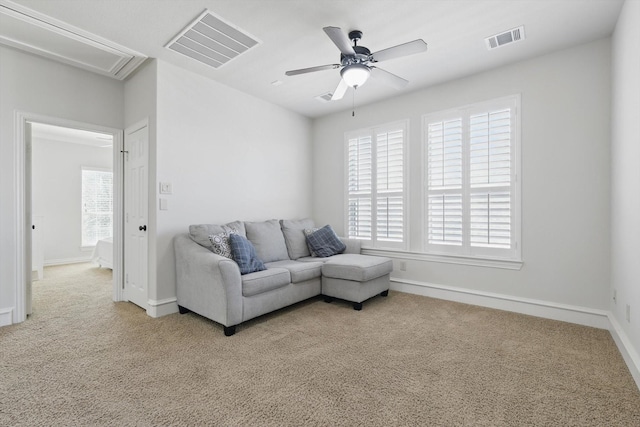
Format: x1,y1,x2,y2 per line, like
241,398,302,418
12,0,624,118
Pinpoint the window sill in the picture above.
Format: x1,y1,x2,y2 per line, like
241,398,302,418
360,248,523,270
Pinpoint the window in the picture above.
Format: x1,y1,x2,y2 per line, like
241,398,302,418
424,95,520,260
81,168,113,247
346,121,407,249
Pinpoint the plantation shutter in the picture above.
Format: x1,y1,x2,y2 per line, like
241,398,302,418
426,118,463,246
82,168,113,246
376,129,404,242
424,96,518,259
347,135,372,240
469,109,512,249
346,122,407,248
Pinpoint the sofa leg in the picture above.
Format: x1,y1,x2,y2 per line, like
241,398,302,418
178,305,190,314
224,326,236,337
353,302,363,311
323,295,333,303
380,290,389,297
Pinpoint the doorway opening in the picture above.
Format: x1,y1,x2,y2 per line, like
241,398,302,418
29,123,115,316
14,112,124,324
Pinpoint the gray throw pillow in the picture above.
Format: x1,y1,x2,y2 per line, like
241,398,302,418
280,218,315,260
306,225,346,258
245,220,289,263
229,234,266,275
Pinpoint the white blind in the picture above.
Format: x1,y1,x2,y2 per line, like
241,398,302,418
376,130,403,242
426,118,463,246
469,108,512,249
348,135,372,239
424,96,518,259
82,168,113,246
346,122,406,248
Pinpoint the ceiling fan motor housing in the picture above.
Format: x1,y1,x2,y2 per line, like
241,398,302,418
341,45,371,66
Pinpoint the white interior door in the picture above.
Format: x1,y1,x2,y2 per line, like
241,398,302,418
124,122,149,310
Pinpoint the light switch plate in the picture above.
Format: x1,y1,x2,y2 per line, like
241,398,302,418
159,198,168,210
159,182,172,194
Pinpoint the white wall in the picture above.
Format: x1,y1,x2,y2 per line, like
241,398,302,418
0,46,123,324
611,0,640,370
152,60,312,304
32,138,112,263
312,38,611,310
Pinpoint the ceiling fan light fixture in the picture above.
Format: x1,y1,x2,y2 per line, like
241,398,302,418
341,63,370,87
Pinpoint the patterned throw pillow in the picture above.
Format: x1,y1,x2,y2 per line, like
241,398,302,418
208,226,238,258
229,233,266,275
305,225,346,258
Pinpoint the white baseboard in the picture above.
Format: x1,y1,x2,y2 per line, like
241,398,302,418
147,297,178,318
391,277,639,391
44,256,92,266
391,278,610,329
608,314,640,389
0,307,13,327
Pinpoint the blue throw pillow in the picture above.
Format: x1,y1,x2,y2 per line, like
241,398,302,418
305,225,346,258
229,233,266,275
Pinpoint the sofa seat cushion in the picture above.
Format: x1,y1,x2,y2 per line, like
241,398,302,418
241,268,290,297
265,260,323,283
322,254,393,282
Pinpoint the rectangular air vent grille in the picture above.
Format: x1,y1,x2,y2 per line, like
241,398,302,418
485,26,525,50
315,92,334,103
165,9,260,69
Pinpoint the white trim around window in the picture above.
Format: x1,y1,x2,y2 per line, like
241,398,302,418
422,95,522,262
344,120,409,250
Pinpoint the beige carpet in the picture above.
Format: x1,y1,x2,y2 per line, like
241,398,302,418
1,263,639,426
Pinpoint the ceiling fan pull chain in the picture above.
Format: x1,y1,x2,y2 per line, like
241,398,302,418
352,87,356,117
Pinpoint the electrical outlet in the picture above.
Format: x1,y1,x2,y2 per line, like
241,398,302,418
613,289,617,305
399,261,406,271
626,304,631,323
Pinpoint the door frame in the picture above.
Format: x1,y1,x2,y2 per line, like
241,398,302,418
13,111,124,323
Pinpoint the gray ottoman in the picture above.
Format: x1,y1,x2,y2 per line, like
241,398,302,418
321,254,393,310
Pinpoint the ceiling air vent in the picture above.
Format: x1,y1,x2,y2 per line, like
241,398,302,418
315,92,334,103
165,9,260,69
485,26,525,50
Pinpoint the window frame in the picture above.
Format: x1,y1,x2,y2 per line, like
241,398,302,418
81,166,114,248
422,95,522,262
344,120,409,250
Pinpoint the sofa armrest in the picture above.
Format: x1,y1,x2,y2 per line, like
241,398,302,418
339,237,362,254
174,234,242,327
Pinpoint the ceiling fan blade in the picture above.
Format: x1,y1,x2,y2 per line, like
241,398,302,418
370,67,409,90
285,64,340,76
323,26,356,56
331,79,349,101
371,39,428,62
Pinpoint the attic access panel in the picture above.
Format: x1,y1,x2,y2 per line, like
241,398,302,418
0,0,146,80
165,9,260,69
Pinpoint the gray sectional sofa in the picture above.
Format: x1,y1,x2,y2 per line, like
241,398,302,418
174,218,392,336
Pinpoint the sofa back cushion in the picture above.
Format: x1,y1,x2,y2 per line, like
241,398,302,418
280,218,315,260
189,220,246,252
245,219,289,263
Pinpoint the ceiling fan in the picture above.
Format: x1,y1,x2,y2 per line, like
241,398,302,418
285,27,428,101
